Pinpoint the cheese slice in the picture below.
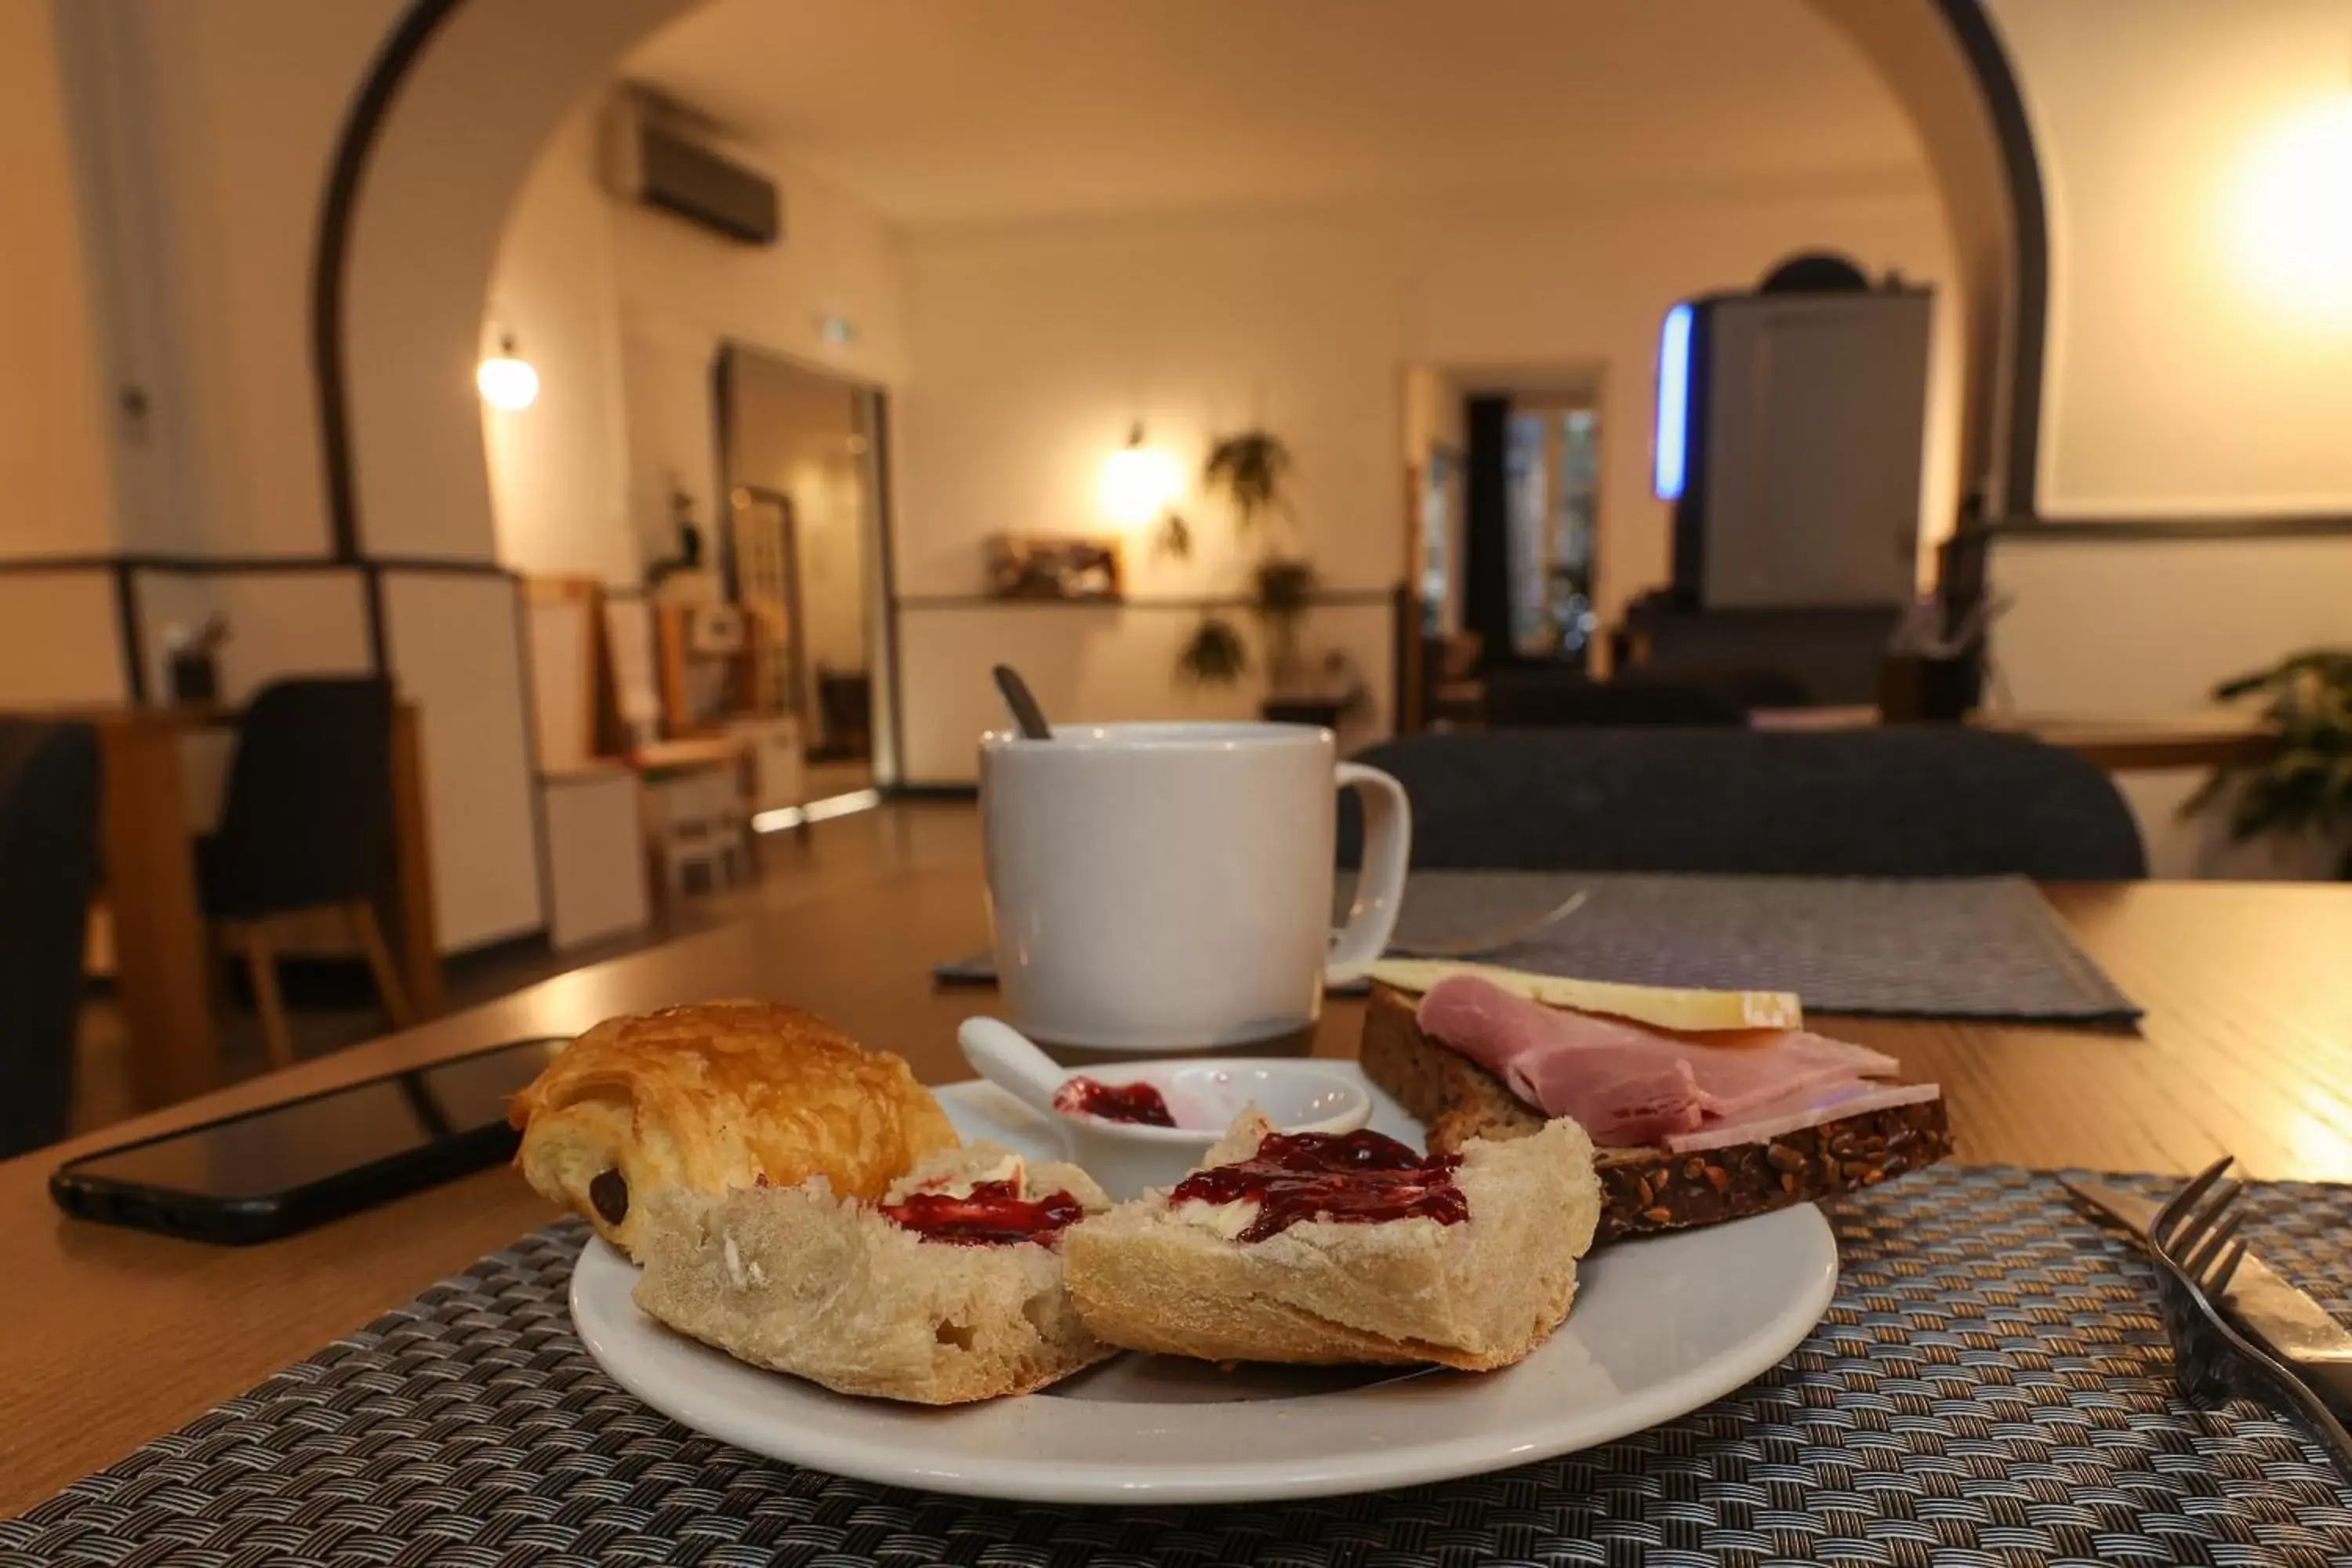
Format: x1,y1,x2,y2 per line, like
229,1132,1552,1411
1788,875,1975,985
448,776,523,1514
1363,958,1802,1032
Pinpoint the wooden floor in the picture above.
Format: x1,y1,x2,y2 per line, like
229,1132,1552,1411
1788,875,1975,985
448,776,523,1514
68,784,920,1136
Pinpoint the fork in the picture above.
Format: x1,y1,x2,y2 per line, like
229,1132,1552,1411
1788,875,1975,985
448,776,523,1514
1384,890,1590,960
2149,1157,2352,1476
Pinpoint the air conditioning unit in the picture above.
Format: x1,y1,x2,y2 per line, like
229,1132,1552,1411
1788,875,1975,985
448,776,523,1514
603,93,781,247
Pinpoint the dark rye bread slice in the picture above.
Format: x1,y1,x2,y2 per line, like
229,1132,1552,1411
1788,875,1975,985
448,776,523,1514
1360,984,1952,1244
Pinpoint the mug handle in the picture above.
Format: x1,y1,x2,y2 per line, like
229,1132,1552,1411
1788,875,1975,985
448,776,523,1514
1327,761,1412,982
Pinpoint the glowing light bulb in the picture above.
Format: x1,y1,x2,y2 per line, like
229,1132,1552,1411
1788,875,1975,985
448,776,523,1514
2231,96,2352,327
476,334,540,410
1098,426,1181,528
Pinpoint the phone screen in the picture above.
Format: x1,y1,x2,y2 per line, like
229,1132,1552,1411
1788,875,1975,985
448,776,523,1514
68,1039,564,1200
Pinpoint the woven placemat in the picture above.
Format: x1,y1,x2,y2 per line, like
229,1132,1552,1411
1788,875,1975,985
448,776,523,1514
9,1166,2347,1568
940,873,2137,1022
1376,871,2140,1022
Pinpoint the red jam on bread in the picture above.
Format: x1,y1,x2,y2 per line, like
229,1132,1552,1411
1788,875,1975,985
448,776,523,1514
1168,1129,1467,1243
880,1179,1087,1246
1051,1076,1177,1127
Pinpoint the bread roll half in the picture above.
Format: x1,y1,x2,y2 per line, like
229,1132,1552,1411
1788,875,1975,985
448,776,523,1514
631,1144,1116,1403
1064,1114,1600,1371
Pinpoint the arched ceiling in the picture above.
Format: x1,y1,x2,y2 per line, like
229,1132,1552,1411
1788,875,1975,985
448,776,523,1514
621,0,1934,228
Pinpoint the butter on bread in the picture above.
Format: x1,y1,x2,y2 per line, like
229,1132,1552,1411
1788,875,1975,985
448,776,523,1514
1064,1112,1599,1371
1366,958,1802,1032
509,999,958,1256
631,1143,1116,1403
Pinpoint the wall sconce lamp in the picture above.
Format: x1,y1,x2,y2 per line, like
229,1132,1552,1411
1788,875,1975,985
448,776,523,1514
477,331,541,411
1098,420,1181,529
2232,91,2352,326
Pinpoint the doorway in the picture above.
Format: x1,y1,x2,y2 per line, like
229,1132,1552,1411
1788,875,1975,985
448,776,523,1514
1502,395,1602,665
1461,376,1603,670
717,344,892,798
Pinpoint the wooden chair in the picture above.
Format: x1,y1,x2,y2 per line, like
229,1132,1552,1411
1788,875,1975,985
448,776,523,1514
196,678,413,1065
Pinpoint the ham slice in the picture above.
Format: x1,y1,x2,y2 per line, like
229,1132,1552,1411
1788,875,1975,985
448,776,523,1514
1660,1080,1944,1152
1414,974,1932,1149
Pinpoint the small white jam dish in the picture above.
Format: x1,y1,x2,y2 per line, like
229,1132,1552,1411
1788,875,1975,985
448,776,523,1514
956,1017,1373,1199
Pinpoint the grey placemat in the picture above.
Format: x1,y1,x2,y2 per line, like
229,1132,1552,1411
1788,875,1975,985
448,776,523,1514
11,1166,2352,1567
1378,871,2140,1023
939,873,2138,1022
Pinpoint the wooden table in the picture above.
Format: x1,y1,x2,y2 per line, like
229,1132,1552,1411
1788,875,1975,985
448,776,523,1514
1975,710,2281,771
629,735,752,773
89,701,445,1110
1744,705,2281,771
5,804,2350,1512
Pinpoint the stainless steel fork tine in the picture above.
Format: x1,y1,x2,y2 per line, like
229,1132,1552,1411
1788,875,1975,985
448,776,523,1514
2183,1210,2245,1288
2180,1177,2242,1254
2153,1156,2234,1246
2206,1237,2251,1297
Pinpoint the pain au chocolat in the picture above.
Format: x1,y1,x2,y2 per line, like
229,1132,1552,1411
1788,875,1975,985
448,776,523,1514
509,1000,959,1257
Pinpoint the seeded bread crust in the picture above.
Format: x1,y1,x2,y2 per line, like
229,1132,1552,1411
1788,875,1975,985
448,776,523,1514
1360,983,1953,1243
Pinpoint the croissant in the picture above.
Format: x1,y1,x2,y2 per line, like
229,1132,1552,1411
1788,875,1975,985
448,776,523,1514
509,1000,960,1256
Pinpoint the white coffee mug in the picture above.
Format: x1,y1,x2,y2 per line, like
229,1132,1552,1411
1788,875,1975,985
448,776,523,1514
982,722,1410,1050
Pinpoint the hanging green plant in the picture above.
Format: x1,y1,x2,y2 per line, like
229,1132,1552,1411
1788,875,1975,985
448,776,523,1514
1150,510,1193,561
1202,430,1293,530
1176,615,1248,686
1251,555,1317,691
1253,556,1317,624
2181,648,2352,877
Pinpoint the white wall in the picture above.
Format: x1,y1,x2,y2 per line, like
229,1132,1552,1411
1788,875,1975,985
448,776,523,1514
52,0,407,557
609,121,909,562
895,185,1958,779
1986,0,2352,517
898,601,1396,782
380,572,544,949
344,0,694,564
0,2,118,564
483,95,912,585
1991,536,2352,717
1990,532,2352,880
1970,2,2352,881
1810,0,2017,506
481,106,637,586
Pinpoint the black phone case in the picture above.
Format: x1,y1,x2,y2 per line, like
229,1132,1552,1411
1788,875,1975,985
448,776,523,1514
49,1040,561,1245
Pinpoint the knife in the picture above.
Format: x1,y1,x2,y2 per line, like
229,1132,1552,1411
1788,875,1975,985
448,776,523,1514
2061,1174,2352,1416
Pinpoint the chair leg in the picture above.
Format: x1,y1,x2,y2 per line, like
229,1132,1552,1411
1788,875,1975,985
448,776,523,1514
236,921,297,1069
346,900,416,1029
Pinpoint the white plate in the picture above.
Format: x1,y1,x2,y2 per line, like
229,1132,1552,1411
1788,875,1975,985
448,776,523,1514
572,1069,1838,1504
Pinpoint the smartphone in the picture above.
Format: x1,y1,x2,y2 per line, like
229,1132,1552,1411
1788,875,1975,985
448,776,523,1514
50,1036,568,1245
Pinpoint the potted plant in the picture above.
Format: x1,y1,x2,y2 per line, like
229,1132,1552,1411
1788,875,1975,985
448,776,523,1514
1166,430,1368,728
2182,648,2352,877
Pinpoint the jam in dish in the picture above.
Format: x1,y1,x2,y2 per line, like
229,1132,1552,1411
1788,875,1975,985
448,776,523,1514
1168,1129,1467,1243
880,1180,1086,1246
1052,1076,1177,1127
